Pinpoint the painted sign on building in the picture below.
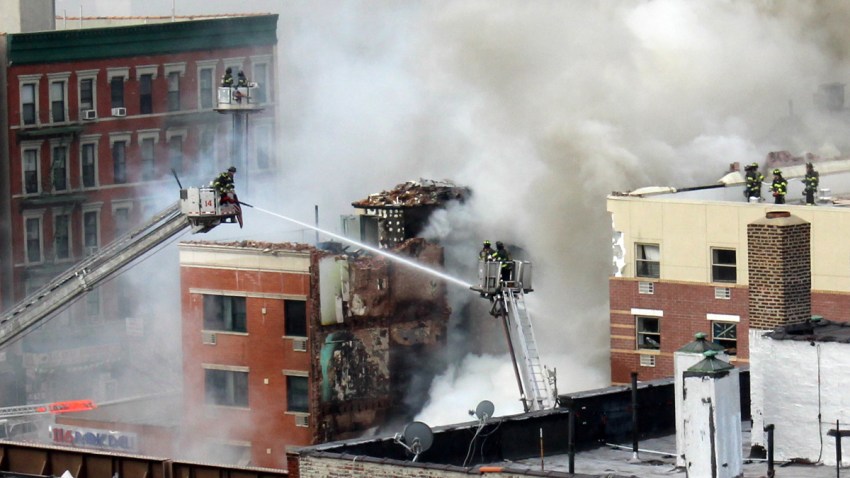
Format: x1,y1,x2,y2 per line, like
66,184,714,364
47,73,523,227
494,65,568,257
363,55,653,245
49,426,137,452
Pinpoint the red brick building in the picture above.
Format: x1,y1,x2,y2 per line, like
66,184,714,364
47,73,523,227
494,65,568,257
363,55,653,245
0,15,277,406
178,234,452,467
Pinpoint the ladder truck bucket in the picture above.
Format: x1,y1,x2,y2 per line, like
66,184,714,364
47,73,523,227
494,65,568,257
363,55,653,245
180,187,242,234
472,260,502,296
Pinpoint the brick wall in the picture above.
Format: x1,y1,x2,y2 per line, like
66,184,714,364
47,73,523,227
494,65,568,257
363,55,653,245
609,278,749,383
747,211,811,330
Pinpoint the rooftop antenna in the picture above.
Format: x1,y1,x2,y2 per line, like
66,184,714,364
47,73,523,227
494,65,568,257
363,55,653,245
463,400,495,467
393,421,433,462
470,399,495,423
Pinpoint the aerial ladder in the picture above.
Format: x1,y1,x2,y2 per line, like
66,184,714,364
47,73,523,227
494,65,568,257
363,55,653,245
472,260,555,412
0,187,241,349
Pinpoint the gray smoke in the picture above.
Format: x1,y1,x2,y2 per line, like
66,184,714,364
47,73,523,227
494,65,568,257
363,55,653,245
50,0,850,430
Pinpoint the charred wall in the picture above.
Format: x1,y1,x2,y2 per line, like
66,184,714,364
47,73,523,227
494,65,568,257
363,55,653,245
309,240,451,443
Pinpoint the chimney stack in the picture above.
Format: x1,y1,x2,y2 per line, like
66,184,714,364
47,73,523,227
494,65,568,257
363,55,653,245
747,211,811,330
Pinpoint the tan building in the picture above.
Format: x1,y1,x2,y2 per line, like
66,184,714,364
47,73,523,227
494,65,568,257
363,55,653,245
607,159,850,383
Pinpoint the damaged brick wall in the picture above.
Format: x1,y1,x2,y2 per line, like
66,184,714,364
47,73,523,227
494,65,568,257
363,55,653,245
309,239,451,443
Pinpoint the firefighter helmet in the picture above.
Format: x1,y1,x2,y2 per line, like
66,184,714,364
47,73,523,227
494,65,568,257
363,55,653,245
496,241,504,249
228,166,237,173
482,240,491,247
773,168,781,175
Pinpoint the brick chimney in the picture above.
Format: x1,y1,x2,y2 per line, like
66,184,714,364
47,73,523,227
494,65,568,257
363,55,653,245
747,211,811,329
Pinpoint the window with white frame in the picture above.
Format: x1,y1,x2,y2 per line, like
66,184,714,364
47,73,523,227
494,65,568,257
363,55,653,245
139,134,157,180
164,63,185,112
197,60,218,110
49,77,68,123
635,243,660,278
636,316,661,350
24,214,43,264
251,60,269,103
82,207,100,256
168,131,185,174
139,74,153,114
22,146,40,194
54,213,71,261
77,70,98,115
711,248,737,283
107,68,129,109
18,74,42,126
113,202,132,237
712,321,737,355
205,366,248,407
254,122,272,170
112,140,127,184
50,141,68,191
80,140,98,188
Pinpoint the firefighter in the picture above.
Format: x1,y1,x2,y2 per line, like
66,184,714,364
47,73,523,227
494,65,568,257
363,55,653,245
745,162,764,201
479,240,492,261
490,241,513,282
771,168,787,204
221,67,233,87
213,166,237,204
804,162,819,205
237,70,248,87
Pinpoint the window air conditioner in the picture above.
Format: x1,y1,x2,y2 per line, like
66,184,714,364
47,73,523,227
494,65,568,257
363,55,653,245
111,107,127,117
292,338,307,352
82,109,97,120
201,331,217,345
294,415,309,427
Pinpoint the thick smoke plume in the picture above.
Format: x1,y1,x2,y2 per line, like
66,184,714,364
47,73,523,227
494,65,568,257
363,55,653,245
53,0,850,432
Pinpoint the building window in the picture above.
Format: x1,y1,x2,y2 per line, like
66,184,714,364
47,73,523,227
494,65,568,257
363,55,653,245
23,149,40,194
79,78,94,112
199,68,214,109
203,295,247,332
81,143,97,188
167,72,180,111
51,145,68,191
50,81,66,123
635,243,660,278
712,321,737,355
114,206,130,237
139,74,153,114
255,123,272,170
21,83,37,125
284,300,307,337
141,138,156,180
286,375,308,412
252,63,268,103
711,248,737,283
25,217,43,264
112,141,127,184
85,288,100,318
83,210,99,255
54,214,70,261
169,136,183,174
205,369,248,407
110,76,124,108
636,317,660,350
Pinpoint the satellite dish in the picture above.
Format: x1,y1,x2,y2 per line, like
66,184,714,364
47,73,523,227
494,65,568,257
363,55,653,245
395,421,433,461
474,400,495,421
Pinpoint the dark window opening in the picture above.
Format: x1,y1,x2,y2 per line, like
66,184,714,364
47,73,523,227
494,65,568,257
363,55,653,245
22,84,36,125
284,300,307,337
54,214,70,260
205,369,248,407
712,321,737,355
636,243,660,278
711,248,737,283
167,72,180,111
110,76,124,108
637,316,660,350
82,144,96,188
80,79,94,111
112,141,126,184
139,74,153,114
52,146,67,191
203,295,247,332
286,375,308,412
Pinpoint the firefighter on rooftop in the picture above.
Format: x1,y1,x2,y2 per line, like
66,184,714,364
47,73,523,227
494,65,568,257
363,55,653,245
771,168,787,204
804,162,819,205
213,166,237,204
744,162,764,201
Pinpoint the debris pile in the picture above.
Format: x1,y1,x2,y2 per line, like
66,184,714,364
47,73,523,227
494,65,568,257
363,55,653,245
351,179,470,208
183,240,314,252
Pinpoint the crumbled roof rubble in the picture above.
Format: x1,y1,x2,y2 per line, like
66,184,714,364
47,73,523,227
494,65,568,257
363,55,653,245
182,240,314,252
351,179,470,208
764,150,821,170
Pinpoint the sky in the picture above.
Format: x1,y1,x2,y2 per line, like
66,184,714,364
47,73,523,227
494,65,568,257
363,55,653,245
48,0,850,427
